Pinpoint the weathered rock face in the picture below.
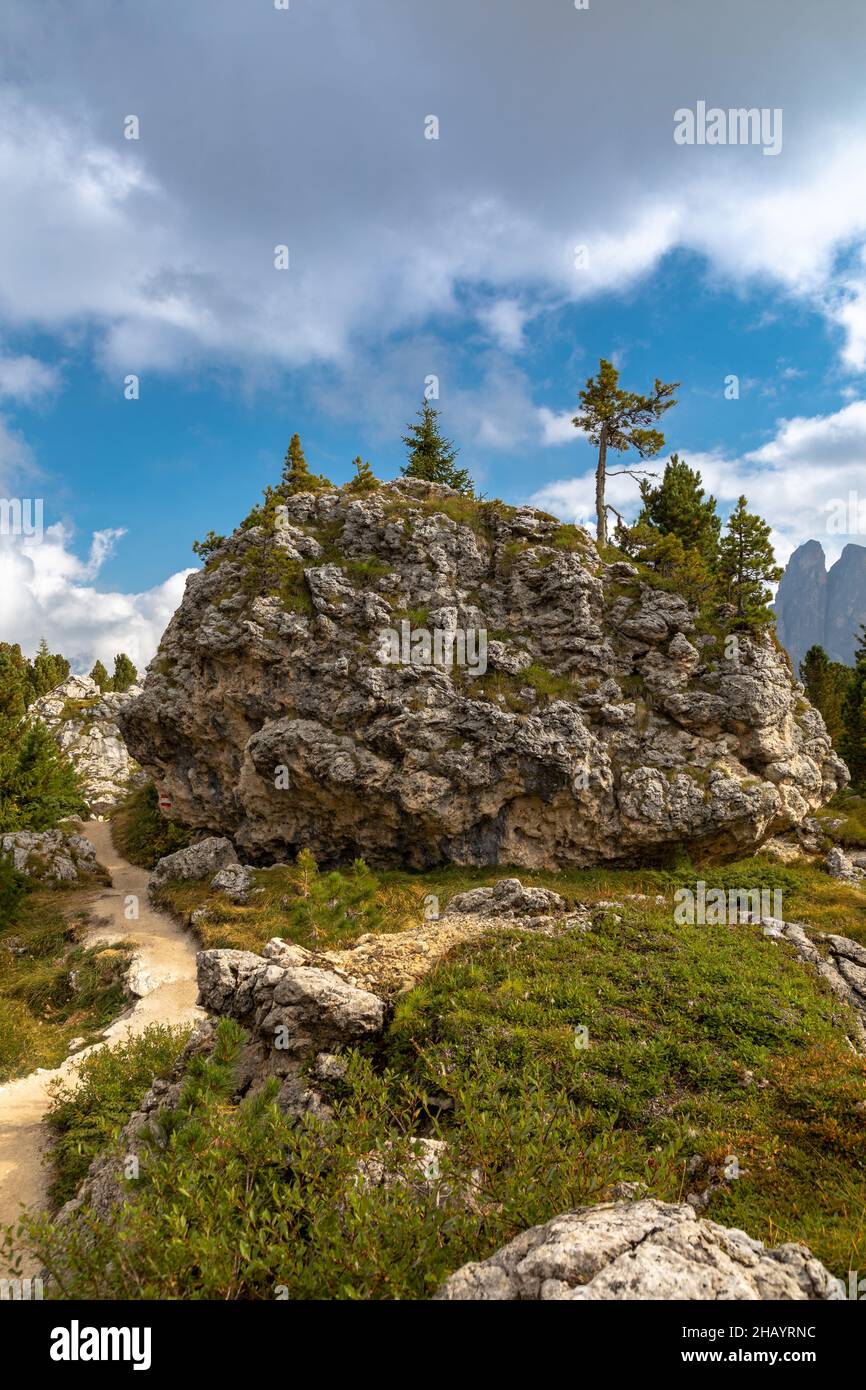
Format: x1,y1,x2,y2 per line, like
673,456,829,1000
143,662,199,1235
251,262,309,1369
0,828,99,883
120,479,846,870
773,539,828,672
775,538,866,669
30,674,145,814
434,1200,843,1300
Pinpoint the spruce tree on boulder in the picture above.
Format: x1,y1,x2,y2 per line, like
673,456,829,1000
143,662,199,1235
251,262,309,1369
401,400,473,495
89,659,110,692
111,653,138,693
717,497,782,627
637,454,720,563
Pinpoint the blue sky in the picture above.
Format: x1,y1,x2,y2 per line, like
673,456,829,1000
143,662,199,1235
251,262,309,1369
2,0,866,669
8,252,847,595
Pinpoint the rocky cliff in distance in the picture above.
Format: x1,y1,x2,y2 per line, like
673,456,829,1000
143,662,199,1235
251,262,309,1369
773,540,827,672
775,539,866,670
120,479,847,870
30,673,145,814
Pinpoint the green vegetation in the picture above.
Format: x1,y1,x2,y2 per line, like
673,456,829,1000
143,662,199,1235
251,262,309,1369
0,879,132,1083
636,453,721,564
88,659,110,692
401,399,473,495
280,433,333,497
819,791,866,849
84,653,138,694
44,1024,192,1206
58,696,100,722
110,784,194,870
716,496,783,626
572,357,679,545
347,456,379,494
192,530,227,562
841,625,866,788
1,639,68,712
800,645,852,748
279,849,382,946
239,539,314,614
7,871,865,1297
0,721,86,832
109,653,138,693
613,460,783,633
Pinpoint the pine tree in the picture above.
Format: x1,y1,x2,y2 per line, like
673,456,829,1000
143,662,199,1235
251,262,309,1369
111,653,138,693
0,722,86,832
0,645,30,721
636,454,720,563
572,359,679,545
29,638,66,698
799,645,852,747
401,400,473,494
347,456,378,493
716,497,783,626
841,626,866,786
279,433,331,497
192,531,227,562
89,659,110,692
282,849,382,946
614,521,716,607
282,433,310,490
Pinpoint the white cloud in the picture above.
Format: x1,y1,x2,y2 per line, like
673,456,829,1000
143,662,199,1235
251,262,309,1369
0,523,192,673
0,352,60,402
0,2,865,377
537,406,577,446
477,299,528,352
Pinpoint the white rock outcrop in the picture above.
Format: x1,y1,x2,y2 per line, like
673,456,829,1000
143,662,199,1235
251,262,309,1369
434,1199,843,1300
0,828,99,883
29,674,144,814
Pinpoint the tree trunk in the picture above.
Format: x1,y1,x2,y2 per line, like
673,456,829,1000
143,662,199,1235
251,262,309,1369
595,426,608,545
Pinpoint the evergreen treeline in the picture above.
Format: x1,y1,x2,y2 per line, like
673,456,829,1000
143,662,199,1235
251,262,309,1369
615,455,783,628
0,641,83,831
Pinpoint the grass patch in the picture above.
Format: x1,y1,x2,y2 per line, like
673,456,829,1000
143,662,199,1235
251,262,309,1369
818,791,866,850
8,891,866,1297
0,885,134,1082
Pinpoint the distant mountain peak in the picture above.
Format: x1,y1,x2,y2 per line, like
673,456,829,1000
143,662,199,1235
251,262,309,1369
776,538,866,669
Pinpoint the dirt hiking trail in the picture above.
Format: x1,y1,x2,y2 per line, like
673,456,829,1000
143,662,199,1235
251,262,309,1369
0,819,202,1277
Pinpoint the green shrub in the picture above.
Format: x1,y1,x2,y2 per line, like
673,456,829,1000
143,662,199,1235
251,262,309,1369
110,784,193,869
45,1024,192,1205
281,850,383,945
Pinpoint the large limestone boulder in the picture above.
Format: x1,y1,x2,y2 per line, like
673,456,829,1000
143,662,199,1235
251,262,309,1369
120,478,846,869
434,1200,843,1300
29,674,145,814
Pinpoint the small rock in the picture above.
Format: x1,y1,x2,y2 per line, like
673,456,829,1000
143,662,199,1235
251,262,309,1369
210,862,253,904
150,837,239,893
447,878,567,919
825,847,863,883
